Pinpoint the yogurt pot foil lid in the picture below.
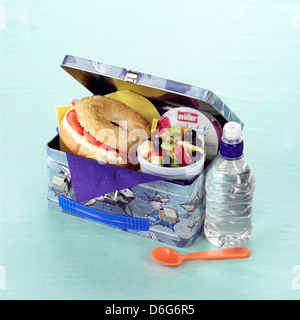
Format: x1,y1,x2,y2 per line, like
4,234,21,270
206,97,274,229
157,107,222,161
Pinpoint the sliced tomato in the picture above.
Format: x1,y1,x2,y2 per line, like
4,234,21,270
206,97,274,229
71,99,79,107
84,130,116,152
119,150,130,162
66,109,84,135
83,130,102,147
67,110,124,156
100,143,115,152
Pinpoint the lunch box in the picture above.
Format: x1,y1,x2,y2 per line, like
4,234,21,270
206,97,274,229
46,55,243,247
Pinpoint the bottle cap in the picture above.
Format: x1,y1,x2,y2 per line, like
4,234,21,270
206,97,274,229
220,122,244,158
222,121,242,144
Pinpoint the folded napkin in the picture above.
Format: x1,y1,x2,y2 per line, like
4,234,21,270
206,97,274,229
66,152,170,203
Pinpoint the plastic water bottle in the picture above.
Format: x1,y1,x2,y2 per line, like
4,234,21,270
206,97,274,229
204,122,255,248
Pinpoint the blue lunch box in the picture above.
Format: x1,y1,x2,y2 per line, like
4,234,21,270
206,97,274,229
46,55,243,247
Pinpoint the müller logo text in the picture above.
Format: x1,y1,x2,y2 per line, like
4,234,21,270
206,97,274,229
177,111,198,124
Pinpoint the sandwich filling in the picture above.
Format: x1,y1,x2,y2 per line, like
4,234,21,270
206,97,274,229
63,107,128,163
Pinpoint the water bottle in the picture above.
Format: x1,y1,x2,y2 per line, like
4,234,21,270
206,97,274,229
204,122,255,248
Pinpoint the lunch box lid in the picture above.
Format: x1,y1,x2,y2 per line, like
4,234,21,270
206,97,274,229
60,55,243,128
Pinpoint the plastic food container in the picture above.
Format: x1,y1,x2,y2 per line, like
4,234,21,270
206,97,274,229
137,139,206,181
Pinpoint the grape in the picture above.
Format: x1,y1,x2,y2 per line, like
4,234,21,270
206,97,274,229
184,129,197,142
191,151,202,163
194,137,203,147
153,137,162,150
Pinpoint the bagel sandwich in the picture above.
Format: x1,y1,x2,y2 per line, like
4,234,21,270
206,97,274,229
60,96,151,169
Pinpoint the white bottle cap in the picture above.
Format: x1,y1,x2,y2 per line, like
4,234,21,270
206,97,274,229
222,122,242,144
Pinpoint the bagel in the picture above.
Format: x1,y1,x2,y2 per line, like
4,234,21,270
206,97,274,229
60,96,151,169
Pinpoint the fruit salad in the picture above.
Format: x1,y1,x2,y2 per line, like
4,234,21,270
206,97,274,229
138,125,205,167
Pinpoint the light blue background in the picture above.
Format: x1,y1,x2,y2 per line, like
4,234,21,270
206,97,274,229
0,0,299,300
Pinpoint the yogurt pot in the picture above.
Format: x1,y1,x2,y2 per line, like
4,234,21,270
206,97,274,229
137,139,206,181
157,107,222,161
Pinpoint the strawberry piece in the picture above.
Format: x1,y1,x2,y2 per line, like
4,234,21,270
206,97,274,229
173,145,192,166
147,149,163,159
157,115,172,130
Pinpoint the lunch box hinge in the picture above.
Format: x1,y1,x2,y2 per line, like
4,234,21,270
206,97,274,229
124,70,140,84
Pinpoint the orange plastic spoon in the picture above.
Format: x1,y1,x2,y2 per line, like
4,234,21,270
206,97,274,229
151,247,251,266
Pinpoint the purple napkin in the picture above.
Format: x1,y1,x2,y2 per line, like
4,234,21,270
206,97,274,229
66,152,170,202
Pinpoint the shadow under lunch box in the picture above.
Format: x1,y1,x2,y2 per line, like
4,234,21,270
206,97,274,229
47,55,243,248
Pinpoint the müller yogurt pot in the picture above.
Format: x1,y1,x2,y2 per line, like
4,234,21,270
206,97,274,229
157,107,222,161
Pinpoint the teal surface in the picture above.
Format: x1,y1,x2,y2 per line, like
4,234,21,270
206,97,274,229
0,0,299,300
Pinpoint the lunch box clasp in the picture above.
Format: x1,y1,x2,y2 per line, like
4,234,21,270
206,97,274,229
124,70,140,84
